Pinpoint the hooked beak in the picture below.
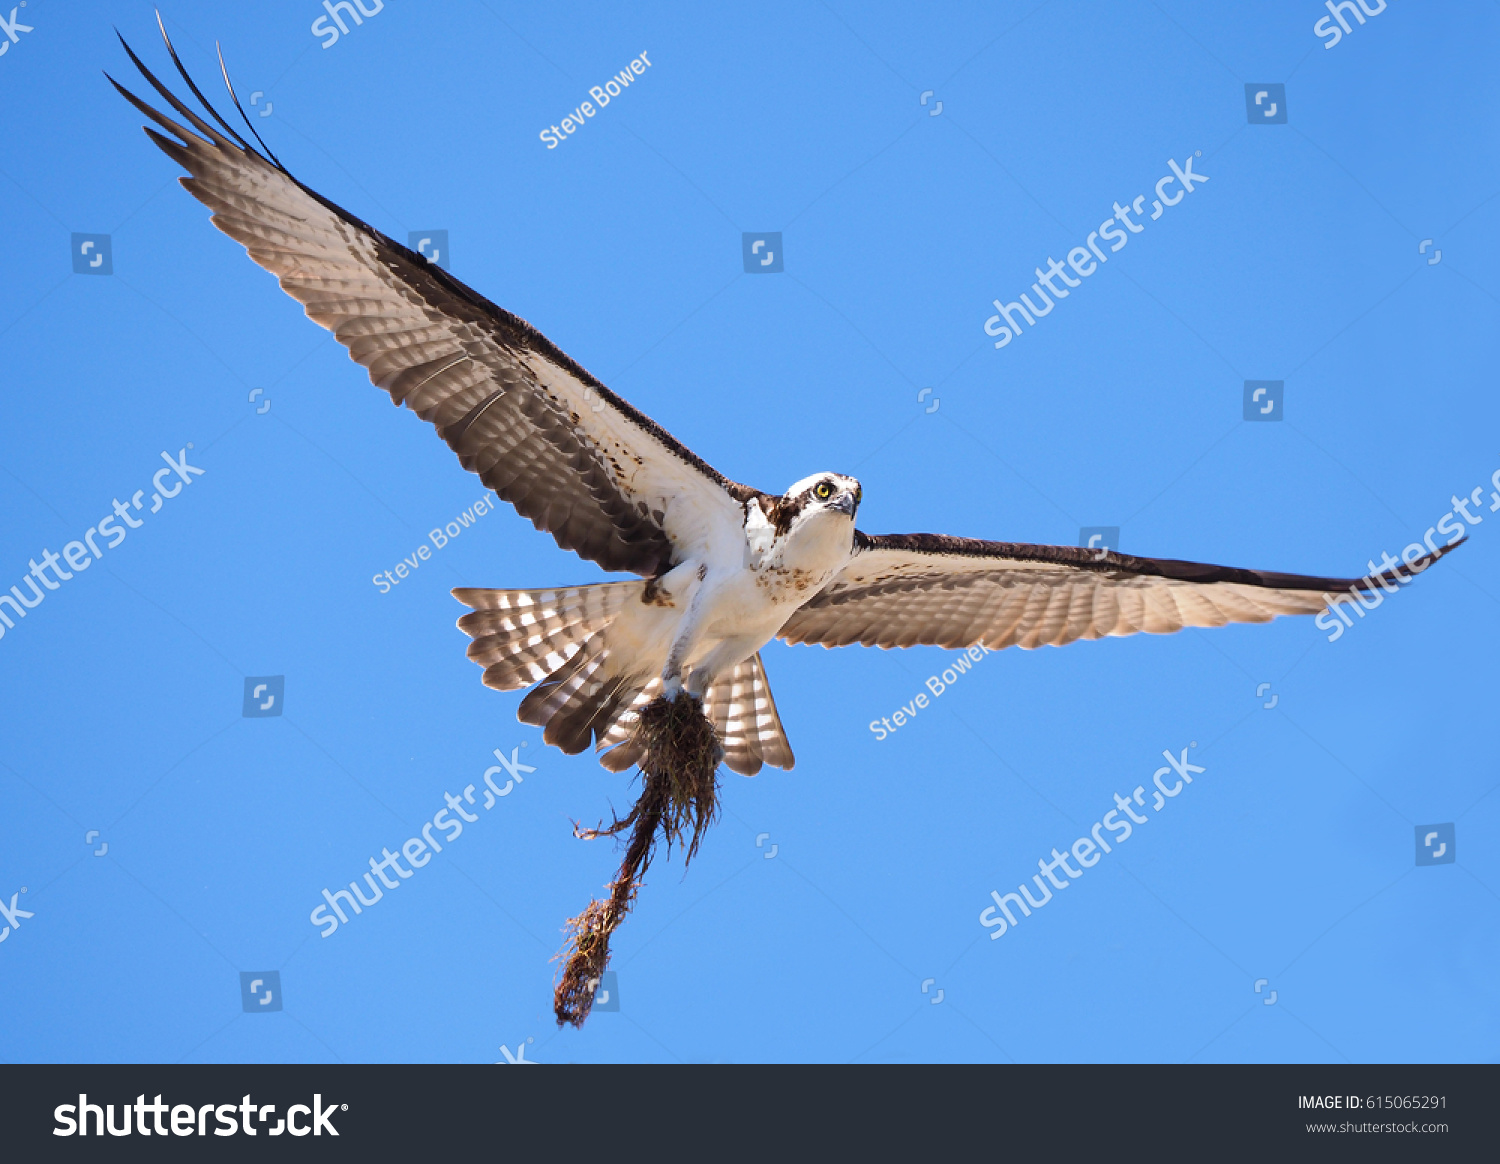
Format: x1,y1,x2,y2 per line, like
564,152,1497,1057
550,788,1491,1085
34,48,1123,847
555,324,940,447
832,492,857,517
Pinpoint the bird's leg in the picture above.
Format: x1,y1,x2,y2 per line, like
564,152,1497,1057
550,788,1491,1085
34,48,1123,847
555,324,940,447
659,648,697,702
659,570,711,702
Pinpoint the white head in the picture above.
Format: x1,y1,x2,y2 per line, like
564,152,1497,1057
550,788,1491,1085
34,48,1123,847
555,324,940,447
776,472,862,528
743,472,861,574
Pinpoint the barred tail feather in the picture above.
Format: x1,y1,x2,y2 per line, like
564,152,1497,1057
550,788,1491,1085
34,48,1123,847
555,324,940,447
701,653,794,776
595,679,664,773
453,582,637,692
515,632,647,755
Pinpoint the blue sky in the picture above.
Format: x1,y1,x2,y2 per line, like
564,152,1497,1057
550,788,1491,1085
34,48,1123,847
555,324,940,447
1,0,1496,1064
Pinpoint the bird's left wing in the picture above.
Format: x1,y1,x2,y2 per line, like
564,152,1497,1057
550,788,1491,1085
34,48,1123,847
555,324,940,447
110,27,754,577
779,531,1461,650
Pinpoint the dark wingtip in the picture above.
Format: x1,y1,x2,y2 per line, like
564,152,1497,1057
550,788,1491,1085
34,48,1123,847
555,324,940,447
115,27,152,76
153,9,254,152
214,39,285,169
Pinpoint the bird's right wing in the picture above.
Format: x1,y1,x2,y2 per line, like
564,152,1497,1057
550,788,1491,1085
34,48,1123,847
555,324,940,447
779,531,1462,650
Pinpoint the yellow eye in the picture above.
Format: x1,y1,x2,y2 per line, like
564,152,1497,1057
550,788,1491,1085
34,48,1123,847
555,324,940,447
814,481,834,500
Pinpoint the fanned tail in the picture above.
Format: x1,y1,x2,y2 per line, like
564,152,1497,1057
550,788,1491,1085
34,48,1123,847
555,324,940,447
454,585,795,773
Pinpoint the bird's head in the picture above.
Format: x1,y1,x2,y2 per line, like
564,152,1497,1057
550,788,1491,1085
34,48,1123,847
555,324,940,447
745,473,862,568
777,472,862,529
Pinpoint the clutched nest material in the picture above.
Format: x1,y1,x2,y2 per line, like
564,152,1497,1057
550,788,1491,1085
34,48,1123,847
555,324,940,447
553,691,721,1028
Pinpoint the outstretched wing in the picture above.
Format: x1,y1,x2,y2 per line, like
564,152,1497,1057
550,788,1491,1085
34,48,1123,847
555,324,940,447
779,531,1462,650
111,26,755,576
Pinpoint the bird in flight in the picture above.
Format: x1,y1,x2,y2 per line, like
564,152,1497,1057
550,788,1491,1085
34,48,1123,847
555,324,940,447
111,26,1457,777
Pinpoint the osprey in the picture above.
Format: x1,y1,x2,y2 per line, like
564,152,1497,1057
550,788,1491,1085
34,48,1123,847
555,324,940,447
112,29,1458,776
